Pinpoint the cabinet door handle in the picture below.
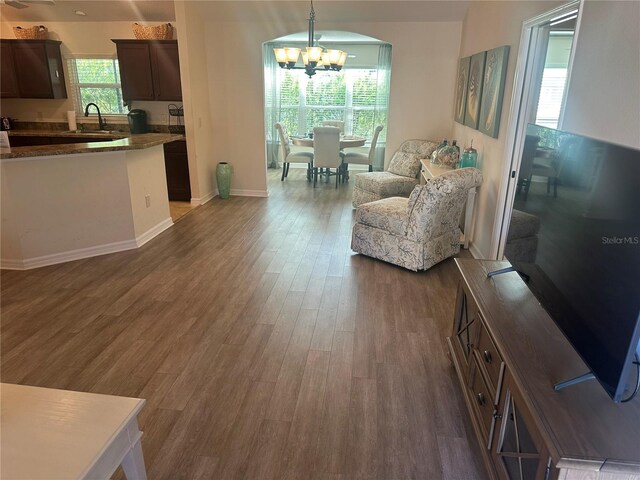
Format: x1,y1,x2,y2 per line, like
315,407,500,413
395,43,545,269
476,392,486,406
493,411,502,420
483,350,492,364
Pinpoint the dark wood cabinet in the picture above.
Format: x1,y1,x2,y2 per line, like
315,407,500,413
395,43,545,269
114,42,155,101
150,43,182,101
448,259,640,480
0,40,67,99
113,40,182,102
163,140,191,201
1,42,19,98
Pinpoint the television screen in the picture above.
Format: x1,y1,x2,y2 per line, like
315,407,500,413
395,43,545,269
506,123,640,402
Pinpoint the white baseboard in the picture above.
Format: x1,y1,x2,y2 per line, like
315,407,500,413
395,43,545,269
230,189,269,197
191,190,216,206
1,217,174,270
1,239,137,270
135,217,173,247
469,243,484,260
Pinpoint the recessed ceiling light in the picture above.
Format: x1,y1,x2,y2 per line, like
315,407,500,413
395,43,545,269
74,10,87,16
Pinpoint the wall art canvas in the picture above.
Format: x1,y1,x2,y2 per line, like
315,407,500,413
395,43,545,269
454,56,471,125
478,45,510,138
464,51,486,130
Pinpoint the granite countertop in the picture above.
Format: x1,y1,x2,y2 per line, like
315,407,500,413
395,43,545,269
1,131,185,160
6,130,129,139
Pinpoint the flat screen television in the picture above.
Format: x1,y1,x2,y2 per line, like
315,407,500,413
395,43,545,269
506,123,640,402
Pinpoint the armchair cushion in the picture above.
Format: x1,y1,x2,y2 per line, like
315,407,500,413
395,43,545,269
406,168,482,242
387,151,422,178
355,172,418,197
355,197,409,237
400,139,439,157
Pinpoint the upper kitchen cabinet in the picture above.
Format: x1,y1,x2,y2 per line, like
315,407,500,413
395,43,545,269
0,40,67,99
0,42,19,98
112,40,182,102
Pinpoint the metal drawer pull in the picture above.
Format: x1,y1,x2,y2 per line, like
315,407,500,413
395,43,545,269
476,392,486,406
483,350,492,363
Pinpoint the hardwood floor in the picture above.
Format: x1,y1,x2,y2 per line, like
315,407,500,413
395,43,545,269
0,168,487,480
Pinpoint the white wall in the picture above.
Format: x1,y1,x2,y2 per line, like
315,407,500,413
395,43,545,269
175,1,462,198
174,1,220,202
562,0,640,149
450,0,640,259
1,147,171,268
452,1,562,259
0,20,178,125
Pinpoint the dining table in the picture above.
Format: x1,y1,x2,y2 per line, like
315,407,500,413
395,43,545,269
290,135,366,183
291,135,366,149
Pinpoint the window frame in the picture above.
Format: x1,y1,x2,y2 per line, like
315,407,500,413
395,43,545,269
67,54,127,119
277,66,386,142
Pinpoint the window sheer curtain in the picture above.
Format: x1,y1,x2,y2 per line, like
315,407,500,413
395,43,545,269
373,44,392,171
264,42,281,168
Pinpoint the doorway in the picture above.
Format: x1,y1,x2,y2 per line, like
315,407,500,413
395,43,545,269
496,1,582,259
262,31,392,186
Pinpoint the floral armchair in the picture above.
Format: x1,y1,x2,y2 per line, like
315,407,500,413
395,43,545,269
351,168,483,271
352,139,438,208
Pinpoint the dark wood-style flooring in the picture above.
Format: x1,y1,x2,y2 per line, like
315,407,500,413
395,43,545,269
0,168,486,479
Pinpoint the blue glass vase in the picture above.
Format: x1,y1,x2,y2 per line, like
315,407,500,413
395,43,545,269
460,141,478,168
216,162,232,199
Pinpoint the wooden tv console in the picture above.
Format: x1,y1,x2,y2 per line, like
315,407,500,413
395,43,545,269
448,259,640,480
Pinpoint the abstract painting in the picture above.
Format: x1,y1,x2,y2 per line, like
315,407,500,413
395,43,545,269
454,56,470,125
464,51,486,130
479,45,510,138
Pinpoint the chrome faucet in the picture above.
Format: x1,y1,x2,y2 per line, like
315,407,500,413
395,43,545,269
84,103,106,131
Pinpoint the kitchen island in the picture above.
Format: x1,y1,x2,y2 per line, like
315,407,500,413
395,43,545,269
1,132,183,270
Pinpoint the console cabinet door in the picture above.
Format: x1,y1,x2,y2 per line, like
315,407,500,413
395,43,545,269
0,42,19,98
115,42,155,101
491,375,552,480
150,43,182,101
452,282,482,377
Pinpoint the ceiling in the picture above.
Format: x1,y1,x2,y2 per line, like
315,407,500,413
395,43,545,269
0,1,176,22
0,0,472,23
274,30,383,43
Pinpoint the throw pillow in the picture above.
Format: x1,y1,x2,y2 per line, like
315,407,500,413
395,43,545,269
387,152,422,178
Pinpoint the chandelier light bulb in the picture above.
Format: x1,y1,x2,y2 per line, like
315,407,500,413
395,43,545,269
274,48,288,64
285,47,301,64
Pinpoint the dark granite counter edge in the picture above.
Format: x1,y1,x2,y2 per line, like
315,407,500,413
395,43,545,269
1,134,185,160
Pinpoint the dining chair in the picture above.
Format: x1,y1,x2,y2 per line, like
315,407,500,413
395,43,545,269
322,120,345,133
312,126,343,188
275,122,314,181
343,125,384,174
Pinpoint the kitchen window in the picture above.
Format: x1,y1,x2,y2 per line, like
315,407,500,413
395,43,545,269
68,56,126,115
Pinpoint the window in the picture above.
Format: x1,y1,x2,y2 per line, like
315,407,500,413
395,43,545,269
534,32,575,129
68,57,125,115
277,68,387,141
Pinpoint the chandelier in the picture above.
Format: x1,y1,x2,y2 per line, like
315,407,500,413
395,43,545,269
273,0,347,77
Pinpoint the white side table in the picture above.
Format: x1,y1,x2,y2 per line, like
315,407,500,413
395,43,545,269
1,383,147,480
420,159,478,249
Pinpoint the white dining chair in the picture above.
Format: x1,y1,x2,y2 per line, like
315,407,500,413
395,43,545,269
312,126,343,188
343,125,383,173
322,120,345,133
275,122,314,181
